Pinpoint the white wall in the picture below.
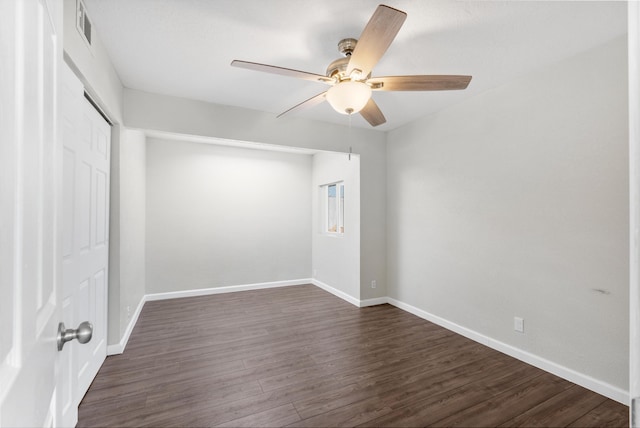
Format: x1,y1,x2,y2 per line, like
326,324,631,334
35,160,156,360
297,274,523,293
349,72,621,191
312,152,361,300
107,125,121,345
125,90,387,300
63,0,123,123
118,129,146,336
387,36,629,392
145,138,312,293
105,128,147,345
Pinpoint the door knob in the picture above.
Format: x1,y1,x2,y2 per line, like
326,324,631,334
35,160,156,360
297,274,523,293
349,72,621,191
57,321,93,351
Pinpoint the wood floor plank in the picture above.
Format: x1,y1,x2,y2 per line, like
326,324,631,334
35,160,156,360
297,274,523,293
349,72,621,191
77,284,629,428
214,403,301,427
293,352,503,422
499,384,609,427
431,372,574,427
77,391,147,425
568,399,630,427
360,361,545,427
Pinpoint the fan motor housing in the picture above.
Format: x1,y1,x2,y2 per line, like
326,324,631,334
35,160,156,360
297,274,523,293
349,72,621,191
326,57,349,79
326,38,373,81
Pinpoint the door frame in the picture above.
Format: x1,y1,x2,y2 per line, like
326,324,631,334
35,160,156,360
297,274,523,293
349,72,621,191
629,2,640,427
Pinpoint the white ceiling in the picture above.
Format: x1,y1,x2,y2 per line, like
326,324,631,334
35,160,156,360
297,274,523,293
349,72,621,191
84,0,627,131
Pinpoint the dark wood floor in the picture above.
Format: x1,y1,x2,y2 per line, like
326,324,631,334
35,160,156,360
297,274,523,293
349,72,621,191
78,284,628,427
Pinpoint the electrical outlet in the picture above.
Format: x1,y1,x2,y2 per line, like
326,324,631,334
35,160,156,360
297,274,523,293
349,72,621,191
313,269,318,277
127,305,131,320
514,317,524,333
371,280,377,289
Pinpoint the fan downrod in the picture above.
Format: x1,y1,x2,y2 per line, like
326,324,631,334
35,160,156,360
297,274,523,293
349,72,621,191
326,38,360,79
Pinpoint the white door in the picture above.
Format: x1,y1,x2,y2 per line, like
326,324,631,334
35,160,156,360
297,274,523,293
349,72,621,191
59,64,110,426
0,0,62,426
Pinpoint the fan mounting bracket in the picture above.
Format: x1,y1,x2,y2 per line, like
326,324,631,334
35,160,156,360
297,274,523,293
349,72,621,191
337,38,358,56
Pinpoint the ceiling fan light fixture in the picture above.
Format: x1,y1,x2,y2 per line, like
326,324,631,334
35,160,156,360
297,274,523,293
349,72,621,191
326,81,372,115
231,5,469,127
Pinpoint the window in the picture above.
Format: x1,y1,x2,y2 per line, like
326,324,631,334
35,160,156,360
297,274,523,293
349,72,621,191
324,182,344,234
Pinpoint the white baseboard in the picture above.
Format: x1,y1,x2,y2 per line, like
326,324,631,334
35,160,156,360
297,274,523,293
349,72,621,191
310,280,387,308
145,278,312,302
359,297,389,307
384,297,629,405
107,279,313,355
311,279,361,307
107,295,145,356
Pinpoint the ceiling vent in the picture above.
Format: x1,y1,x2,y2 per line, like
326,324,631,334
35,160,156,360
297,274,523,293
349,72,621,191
76,0,92,48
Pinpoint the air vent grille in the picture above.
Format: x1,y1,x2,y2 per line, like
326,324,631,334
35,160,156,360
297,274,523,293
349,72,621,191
77,0,92,47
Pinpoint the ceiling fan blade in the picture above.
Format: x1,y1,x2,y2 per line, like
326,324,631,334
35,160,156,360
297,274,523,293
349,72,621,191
368,75,472,91
231,60,333,84
346,5,407,79
277,91,327,118
360,98,386,127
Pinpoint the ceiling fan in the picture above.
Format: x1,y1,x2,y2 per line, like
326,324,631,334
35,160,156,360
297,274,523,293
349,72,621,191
231,4,472,127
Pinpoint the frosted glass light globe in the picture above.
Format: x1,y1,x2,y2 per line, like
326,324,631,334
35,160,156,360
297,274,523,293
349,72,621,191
326,81,372,115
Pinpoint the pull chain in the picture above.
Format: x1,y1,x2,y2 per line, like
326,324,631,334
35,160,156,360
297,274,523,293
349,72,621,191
348,112,352,161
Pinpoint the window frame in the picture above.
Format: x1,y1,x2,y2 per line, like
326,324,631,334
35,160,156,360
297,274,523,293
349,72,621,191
322,181,345,236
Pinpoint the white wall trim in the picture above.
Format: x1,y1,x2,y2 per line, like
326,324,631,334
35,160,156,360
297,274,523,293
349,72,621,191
144,279,311,301
629,1,640,424
311,279,361,307
384,297,628,405
359,297,389,307
107,295,145,356
310,280,387,308
107,279,313,355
